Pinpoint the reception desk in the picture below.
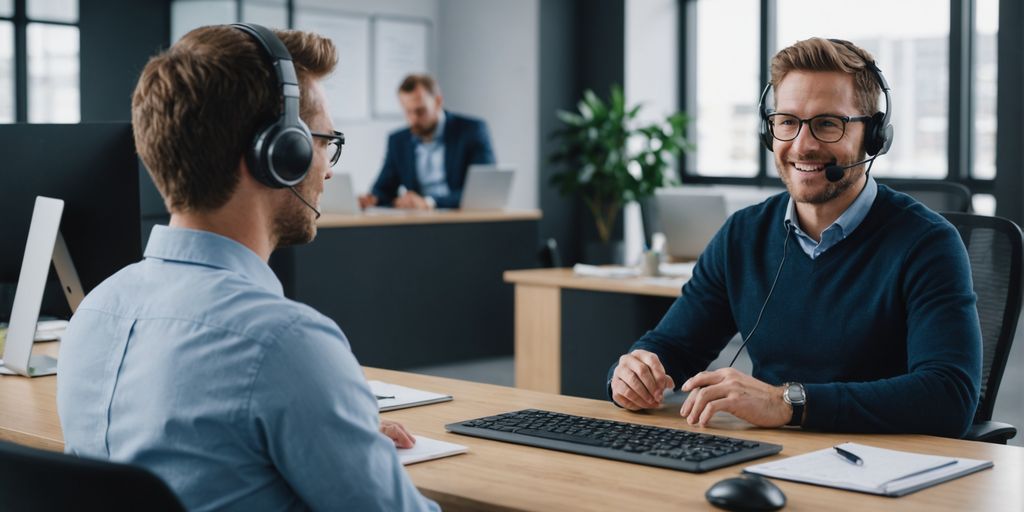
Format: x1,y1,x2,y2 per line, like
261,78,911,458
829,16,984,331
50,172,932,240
271,210,541,369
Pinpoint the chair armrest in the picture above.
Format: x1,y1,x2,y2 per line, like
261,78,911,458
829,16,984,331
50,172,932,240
965,420,1018,444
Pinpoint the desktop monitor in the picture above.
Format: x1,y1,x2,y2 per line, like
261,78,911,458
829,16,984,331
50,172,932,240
0,123,142,323
654,188,729,261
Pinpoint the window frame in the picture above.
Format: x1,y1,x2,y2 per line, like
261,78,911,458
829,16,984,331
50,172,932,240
678,0,994,196
3,0,80,123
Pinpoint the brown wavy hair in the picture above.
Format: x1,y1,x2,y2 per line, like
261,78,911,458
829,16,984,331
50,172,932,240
770,37,881,116
132,26,337,213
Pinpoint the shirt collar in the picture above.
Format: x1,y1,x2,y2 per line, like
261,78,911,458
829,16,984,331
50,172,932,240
784,175,878,237
143,225,284,296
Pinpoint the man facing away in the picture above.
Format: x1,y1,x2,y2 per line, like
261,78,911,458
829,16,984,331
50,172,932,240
57,25,438,511
358,74,496,210
609,37,981,437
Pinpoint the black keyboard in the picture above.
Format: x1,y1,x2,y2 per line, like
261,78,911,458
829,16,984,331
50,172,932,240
446,409,782,473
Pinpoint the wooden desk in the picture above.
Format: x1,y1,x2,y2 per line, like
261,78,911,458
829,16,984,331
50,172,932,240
5,354,1020,511
505,268,683,398
273,209,541,369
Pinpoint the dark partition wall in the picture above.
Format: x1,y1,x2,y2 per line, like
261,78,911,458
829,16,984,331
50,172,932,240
0,123,142,321
560,290,676,399
282,219,539,369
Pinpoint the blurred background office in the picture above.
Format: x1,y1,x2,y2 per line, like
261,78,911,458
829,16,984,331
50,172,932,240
2,0,1022,444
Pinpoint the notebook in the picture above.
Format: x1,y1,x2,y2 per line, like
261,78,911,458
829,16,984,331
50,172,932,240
744,442,992,497
397,435,469,465
370,380,453,412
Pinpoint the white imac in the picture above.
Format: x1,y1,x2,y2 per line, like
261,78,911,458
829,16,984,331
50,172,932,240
0,196,85,377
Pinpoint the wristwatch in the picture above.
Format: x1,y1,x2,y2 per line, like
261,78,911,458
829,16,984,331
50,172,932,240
782,382,806,427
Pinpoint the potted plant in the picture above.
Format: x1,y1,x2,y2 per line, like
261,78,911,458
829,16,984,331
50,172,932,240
550,85,691,262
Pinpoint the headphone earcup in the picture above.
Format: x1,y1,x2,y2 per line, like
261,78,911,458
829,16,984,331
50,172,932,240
864,111,889,156
247,122,278,188
247,120,313,188
760,115,774,152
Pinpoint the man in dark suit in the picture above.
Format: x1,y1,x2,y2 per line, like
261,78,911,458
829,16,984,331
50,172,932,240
359,74,496,210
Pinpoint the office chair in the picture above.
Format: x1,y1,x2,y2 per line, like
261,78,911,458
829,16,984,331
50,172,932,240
0,440,185,511
942,212,1023,444
539,237,563,268
883,179,972,213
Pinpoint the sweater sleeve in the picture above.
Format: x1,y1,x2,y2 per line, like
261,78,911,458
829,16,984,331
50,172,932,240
606,219,740,396
802,222,982,437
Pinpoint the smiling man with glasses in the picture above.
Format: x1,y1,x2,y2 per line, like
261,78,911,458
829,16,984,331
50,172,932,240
608,38,981,439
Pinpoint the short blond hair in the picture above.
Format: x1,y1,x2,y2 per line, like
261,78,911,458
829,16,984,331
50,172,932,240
770,37,881,116
132,26,337,213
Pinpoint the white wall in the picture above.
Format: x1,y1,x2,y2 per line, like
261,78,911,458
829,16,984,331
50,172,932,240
301,0,540,209
437,0,539,210
295,0,441,196
169,0,541,209
625,0,678,260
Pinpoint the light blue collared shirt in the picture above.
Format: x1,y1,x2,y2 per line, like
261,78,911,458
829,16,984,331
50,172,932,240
413,111,450,199
57,225,437,512
784,176,878,259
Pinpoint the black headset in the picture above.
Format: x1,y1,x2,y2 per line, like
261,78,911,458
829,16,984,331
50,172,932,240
232,23,313,189
758,38,893,158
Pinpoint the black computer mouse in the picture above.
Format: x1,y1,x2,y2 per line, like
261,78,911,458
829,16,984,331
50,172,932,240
705,474,786,511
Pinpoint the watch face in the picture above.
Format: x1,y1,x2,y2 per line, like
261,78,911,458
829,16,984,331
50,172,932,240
787,384,806,404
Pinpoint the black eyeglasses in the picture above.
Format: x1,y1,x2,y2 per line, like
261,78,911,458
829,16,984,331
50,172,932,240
766,113,871,143
311,130,345,167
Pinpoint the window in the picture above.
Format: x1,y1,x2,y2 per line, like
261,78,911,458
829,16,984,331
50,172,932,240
0,21,12,122
693,0,759,177
27,0,75,23
27,23,78,123
777,0,949,179
974,0,998,179
2,0,80,123
685,0,994,193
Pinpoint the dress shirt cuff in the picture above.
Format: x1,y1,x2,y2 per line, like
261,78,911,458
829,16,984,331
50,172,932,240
425,195,437,210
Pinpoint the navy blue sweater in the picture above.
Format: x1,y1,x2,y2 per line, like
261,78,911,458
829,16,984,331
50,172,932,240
615,185,981,437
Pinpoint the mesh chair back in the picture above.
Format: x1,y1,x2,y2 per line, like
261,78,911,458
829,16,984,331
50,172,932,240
884,180,972,212
0,440,185,511
941,213,1024,422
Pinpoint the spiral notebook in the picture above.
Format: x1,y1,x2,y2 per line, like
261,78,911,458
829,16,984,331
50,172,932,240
744,442,992,497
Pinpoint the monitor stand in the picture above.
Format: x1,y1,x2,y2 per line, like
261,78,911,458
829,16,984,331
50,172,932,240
1,196,84,377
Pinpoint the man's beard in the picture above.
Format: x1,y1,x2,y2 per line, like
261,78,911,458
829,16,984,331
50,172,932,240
778,158,865,205
274,183,317,247
410,120,438,138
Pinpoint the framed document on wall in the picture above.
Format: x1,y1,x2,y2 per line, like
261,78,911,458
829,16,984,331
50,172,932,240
373,17,430,117
294,10,371,121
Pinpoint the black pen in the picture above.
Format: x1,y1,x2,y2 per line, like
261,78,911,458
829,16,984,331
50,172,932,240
834,445,864,466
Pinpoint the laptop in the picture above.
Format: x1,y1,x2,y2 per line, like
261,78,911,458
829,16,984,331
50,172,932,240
461,165,514,210
654,189,729,261
319,172,361,214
